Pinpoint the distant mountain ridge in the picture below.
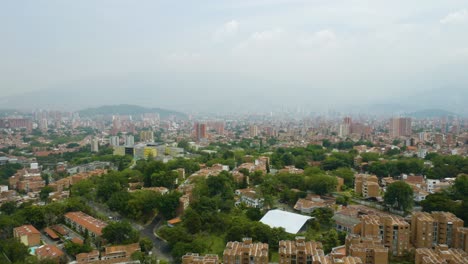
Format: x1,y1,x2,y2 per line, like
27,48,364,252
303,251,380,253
407,109,459,119
78,104,187,119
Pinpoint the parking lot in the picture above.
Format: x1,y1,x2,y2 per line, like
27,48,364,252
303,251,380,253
40,224,85,249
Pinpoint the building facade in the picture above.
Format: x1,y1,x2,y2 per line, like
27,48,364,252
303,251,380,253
354,174,380,198
64,211,108,237
182,253,219,264
345,235,389,264
13,225,41,247
223,238,269,264
279,237,328,264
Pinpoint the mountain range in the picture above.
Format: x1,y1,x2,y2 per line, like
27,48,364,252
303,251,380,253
78,104,187,119
0,76,466,116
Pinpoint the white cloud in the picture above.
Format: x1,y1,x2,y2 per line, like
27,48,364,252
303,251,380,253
440,9,468,24
213,20,240,41
298,29,337,47
251,28,284,41
234,28,284,51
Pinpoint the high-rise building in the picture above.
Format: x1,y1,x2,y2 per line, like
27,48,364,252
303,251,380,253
344,117,352,126
223,238,268,264
410,212,435,249
140,131,154,142
110,136,120,147
430,212,464,248
39,118,48,131
124,135,135,146
194,123,207,141
360,215,410,256
339,124,350,138
0,118,33,131
250,125,259,137
91,138,99,152
389,118,412,138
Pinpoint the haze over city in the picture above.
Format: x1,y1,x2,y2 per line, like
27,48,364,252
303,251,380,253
1,2,468,264
1,1,467,114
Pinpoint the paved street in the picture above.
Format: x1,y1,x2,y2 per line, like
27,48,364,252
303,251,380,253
87,201,173,261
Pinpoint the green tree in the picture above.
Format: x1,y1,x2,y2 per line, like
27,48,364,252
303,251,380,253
0,201,17,215
182,209,202,234
157,191,183,219
384,181,413,212
311,208,334,227
421,193,459,213
304,174,337,195
102,221,140,245
361,152,380,162
151,171,178,189
139,237,153,253
64,240,93,256
321,229,340,253
332,168,354,188
452,174,468,200
39,186,54,202
70,180,94,199
0,238,30,263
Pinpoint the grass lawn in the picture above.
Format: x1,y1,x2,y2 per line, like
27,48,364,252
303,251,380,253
270,251,279,262
195,234,226,256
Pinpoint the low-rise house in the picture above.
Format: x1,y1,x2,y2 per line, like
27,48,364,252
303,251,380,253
101,243,141,261
294,195,335,214
182,253,219,264
235,188,264,208
44,227,59,240
76,250,100,264
278,166,304,174
13,224,41,246
64,211,107,238
35,245,64,263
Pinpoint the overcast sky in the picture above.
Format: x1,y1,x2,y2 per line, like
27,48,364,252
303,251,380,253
1,1,467,112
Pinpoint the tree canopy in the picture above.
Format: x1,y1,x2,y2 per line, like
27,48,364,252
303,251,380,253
384,181,413,212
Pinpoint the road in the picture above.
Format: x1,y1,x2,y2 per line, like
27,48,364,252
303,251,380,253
87,201,173,262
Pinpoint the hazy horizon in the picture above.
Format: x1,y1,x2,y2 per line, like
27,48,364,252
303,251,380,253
1,1,467,113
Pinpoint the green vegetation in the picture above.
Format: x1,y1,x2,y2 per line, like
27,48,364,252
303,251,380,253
0,163,22,185
384,181,414,213
425,155,468,179
421,174,468,223
102,221,140,245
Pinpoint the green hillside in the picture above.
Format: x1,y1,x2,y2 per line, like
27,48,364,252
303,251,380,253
78,104,187,119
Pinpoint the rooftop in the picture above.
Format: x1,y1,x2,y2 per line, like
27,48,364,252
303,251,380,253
14,225,40,236
35,245,64,259
260,209,312,234
64,211,107,236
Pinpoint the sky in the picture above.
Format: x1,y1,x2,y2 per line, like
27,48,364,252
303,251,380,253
1,0,467,113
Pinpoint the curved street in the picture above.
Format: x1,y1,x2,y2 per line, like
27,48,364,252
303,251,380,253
87,201,173,261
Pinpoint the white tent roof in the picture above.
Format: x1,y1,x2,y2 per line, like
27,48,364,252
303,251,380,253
259,209,312,234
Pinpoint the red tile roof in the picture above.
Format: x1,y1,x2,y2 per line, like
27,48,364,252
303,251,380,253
14,225,40,236
65,211,107,236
